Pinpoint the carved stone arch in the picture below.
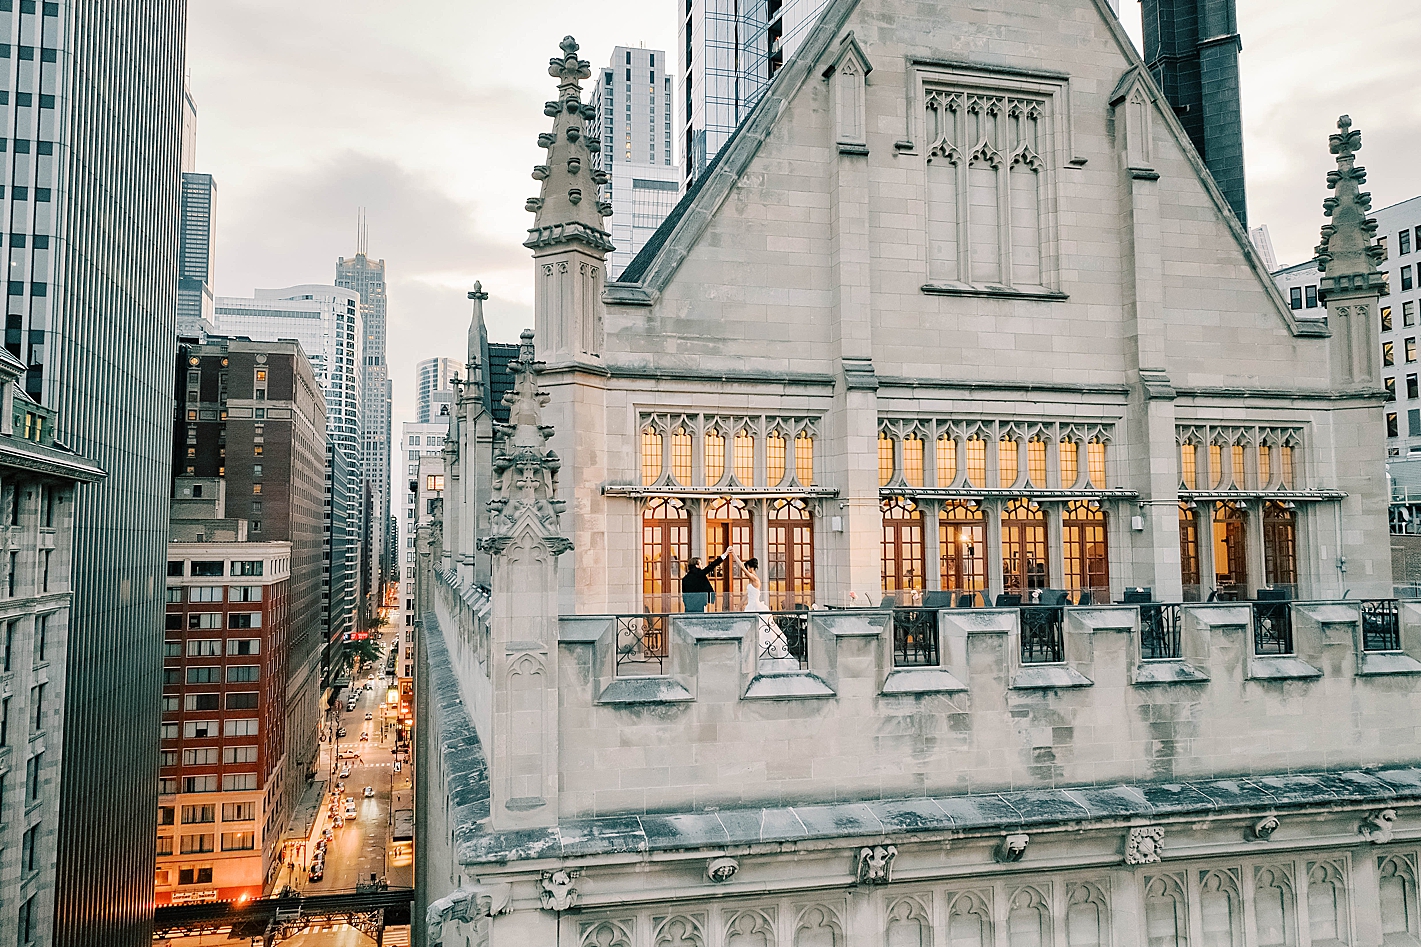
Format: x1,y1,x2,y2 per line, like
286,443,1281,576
885,893,932,947
1378,853,1420,939
724,907,776,946
1006,884,1051,946
1252,864,1296,947
1198,868,1243,947
652,913,707,947
946,890,994,947
579,918,635,947
926,89,963,164
793,902,845,947
823,32,872,151
1143,874,1189,947
1306,858,1351,944
1064,880,1111,947
1109,68,1156,172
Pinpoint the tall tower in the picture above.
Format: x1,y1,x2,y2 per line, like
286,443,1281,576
336,223,392,612
415,356,460,423
48,1,187,944
1138,0,1248,224
589,46,679,276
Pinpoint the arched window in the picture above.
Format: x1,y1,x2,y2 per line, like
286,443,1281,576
940,502,986,597
1062,500,1109,603
1379,856,1420,940
1059,439,1079,488
1001,499,1048,596
640,428,662,486
705,497,752,609
1180,443,1198,490
670,427,692,484
999,438,1019,488
768,499,814,609
1213,502,1248,594
1086,439,1107,488
732,430,755,485
642,498,688,612
1258,443,1272,487
1180,503,1202,602
1264,501,1298,594
766,431,786,486
1280,445,1296,489
1199,871,1241,947
1253,867,1294,947
1027,438,1047,487
937,436,957,486
705,428,726,485
1144,876,1188,947
965,436,987,486
879,433,896,487
881,498,925,595
794,433,814,485
903,435,925,487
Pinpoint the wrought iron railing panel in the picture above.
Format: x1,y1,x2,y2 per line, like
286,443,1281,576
615,614,669,675
759,612,810,669
1139,603,1183,660
1252,602,1294,656
892,608,940,668
1362,599,1402,652
1019,606,1065,664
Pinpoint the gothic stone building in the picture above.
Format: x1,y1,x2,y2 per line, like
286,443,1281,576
416,0,1414,943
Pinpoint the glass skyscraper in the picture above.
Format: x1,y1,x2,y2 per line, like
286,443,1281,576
45,1,187,944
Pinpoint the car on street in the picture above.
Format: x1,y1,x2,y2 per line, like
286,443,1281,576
339,765,351,778
345,802,356,817
360,732,369,741
336,727,347,737
365,712,373,720
334,782,344,794
333,815,344,828
309,865,323,883
364,785,375,798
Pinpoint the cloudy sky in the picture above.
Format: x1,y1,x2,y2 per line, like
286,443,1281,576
188,0,1421,438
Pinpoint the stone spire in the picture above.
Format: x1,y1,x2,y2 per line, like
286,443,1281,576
479,330,571,557
1315,115,1387,297
525,36,613,253
466,280,489,379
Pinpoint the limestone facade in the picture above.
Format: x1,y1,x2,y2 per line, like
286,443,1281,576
416,1,1403,944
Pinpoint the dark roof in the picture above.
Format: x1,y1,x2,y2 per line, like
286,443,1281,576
487,343,520,424
616,127,740,285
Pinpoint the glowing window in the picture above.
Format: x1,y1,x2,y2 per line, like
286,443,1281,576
733,430,754,484
903,436,924,487
1087,440,1107,488
1209,444,1224,488
1027,439,1047,486
705,429,725,484
640,428,662,486
766,432,786,485
998,438,1018,487
1180,443,1197,490
1059,440,1078,487
1280,446,1295,489
670,428,692,484
878,434,895,486
937,437,956,485
794,434,814,485
1232,444,1246,488
966,437,987,486
1258,445,1271,487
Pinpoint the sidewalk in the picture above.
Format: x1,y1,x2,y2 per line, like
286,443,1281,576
270,778,329,895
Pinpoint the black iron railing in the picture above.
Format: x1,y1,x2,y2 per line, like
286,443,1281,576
758,611,810,669
1252,602,1294,656
1362,599,1402,652
1140,603,1183,660
892,607,940,667
615,614,669,675
1020,606,1065,663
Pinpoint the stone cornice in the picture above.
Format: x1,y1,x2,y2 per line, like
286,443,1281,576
0,438,105,482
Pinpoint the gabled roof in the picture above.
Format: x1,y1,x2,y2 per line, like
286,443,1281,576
605,0,1305,335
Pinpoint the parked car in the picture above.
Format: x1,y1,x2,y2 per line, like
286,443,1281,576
363,785,375,798
333,815,344,829
308,865,323,883
339,765,351,779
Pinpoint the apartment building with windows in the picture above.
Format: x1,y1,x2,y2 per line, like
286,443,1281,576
590,46,681,276
0,350,101,947
415,357,458,425
158,542,290,905
215,288,362,686
169,337,327,884
394,423,448,641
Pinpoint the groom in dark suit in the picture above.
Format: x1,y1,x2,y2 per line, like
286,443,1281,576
680,553,727,612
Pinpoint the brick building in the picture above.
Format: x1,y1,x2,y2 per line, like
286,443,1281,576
159,337,326,903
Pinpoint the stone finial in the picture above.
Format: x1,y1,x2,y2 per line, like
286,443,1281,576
478,330,571,556
525,36,613,254
468,281,489,302
1315,115,1386,293
466,282,489,382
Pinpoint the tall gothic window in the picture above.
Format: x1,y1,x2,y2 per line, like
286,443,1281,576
938,436,957,485
1180,503,1201,601
1001,499,1048,596
1264,501,1298,592
766,432,786,486
641,428,662,486
925,89,1049,292
670,427,692,485
940,502,986,598
732,430,755,485
642,498,688,612
903,435,925,487
706,498,752,609
881,498,925,595
705,429,725,485
879,433,896,487
794,433,814,485
1059,439,1078,488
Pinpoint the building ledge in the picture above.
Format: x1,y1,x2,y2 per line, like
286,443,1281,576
597,676,695,704
1357,652,1421,676
1133,661,1209,685
1248,656,1324,681
881,667,968,695
921,283,1069,302
1010,664,1093,689
743,671,835,699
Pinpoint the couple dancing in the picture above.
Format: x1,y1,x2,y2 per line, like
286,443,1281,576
680,549,790,662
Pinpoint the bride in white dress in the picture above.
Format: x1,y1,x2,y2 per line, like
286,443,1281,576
732,550,792,664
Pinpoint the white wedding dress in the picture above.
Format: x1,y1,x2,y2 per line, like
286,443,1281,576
747,579,793,666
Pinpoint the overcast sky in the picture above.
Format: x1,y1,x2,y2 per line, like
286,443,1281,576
189,0,1421,438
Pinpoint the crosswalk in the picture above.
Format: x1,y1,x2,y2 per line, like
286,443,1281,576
383,927,412,946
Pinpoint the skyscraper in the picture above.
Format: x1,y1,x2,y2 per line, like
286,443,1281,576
215,287,363,685
335,244,391,610
414,357,459,424
679,0,828,184
1139,0,1248,225
177,174,216,339
590,46,680,276
46,2,187,944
